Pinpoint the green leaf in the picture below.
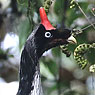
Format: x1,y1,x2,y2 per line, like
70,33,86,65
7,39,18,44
17,0,28,6
40,61,55,80
17,18,31,49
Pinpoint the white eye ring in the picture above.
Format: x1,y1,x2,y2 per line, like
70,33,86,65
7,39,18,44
45,32,52,38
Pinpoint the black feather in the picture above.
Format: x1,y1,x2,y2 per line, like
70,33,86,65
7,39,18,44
17,24,72,95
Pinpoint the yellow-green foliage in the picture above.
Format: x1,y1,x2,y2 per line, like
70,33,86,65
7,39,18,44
74,43,95,69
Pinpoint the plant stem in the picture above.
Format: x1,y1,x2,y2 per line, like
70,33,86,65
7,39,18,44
81,23,95,31
75,1,95,30
91,10,95,16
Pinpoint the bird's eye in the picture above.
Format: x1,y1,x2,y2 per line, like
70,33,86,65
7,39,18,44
45,32,52,38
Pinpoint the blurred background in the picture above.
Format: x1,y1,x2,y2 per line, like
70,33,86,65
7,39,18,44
0,0,95,95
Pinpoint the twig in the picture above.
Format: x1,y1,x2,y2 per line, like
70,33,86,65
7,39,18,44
91,10,95,17
81,23,95,31
75,1,95,30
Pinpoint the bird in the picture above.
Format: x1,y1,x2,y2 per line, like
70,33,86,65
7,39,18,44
17,7,77,95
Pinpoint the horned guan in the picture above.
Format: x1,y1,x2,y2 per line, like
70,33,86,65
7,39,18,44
17,7,77,95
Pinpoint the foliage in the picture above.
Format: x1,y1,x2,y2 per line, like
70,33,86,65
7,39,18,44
0,0,95,95
14,0,95,95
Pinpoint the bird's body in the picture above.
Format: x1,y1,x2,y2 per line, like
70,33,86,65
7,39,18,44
17,25,43,95
17,7,77,95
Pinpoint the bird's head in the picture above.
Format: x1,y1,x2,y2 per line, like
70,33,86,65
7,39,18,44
34,7,77,56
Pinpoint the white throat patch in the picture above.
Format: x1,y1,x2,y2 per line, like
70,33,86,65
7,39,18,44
30,71,43,95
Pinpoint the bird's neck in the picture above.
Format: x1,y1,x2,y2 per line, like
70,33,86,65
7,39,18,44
17,38,43,95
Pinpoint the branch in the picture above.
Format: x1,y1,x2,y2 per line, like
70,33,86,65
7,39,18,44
74,1,95,30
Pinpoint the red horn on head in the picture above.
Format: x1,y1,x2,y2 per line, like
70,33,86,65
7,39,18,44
39,7,55,30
